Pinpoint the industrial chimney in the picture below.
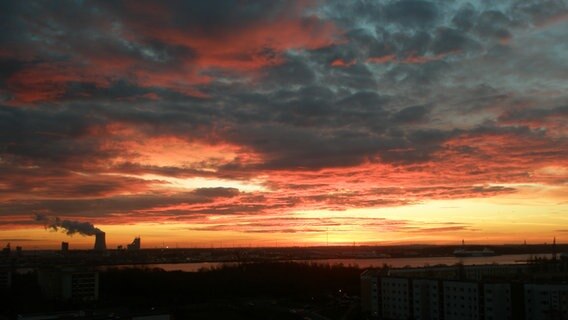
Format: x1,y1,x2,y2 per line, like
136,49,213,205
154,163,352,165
94,232,106,251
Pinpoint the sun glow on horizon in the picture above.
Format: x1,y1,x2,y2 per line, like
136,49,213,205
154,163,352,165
5,191,565,250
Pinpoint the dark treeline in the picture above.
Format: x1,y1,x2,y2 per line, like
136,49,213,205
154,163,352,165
101,262,361,304
0,262,363,319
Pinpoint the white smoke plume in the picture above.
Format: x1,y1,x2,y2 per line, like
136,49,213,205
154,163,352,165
35,213,103,236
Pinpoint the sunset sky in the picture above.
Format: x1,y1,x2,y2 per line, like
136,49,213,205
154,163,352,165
0,0,567,249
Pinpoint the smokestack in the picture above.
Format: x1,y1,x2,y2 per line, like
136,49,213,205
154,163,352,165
61,242,69,253
94,232,106,251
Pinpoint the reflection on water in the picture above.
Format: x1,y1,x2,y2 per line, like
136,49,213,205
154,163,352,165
101,253,552,272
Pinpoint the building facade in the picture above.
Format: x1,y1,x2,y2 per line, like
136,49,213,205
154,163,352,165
525,284,568,320
361,263,568,320
127,237,141,250
483,283,513,320
38,267,99,301
381,277,412,320
413,279,441,320
443,281,479,320
361,269,380,318
0,269,11,290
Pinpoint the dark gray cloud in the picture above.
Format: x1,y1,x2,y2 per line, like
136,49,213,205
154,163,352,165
391,105,430,124
261,56,316,87
498,105,568,123
2,187,248,219
431,27,480,55
385,1,439,27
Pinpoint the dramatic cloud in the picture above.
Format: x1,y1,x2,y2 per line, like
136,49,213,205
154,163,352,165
0,0,567,246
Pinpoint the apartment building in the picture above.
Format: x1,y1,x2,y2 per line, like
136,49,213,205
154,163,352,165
361,262,568,320
37,267,99,302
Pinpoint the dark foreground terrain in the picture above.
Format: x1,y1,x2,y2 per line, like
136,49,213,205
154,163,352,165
0,262,363,319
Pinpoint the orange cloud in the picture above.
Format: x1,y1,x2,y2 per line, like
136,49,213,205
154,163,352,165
331,58,356,67
367,54,397,64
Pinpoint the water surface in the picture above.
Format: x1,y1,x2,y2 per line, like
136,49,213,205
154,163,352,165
102,253,552,272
